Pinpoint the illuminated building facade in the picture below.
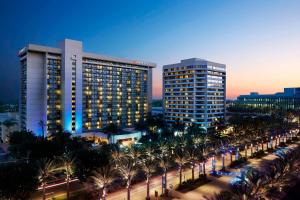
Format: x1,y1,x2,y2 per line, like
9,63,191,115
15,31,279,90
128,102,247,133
163,58,226,128
19,39,155,136
236,88,300,110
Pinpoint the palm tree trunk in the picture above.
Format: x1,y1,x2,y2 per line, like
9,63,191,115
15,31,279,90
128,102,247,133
127,178,131,200
179,167,182,185
67,177,70,200
202,162,206,175
261,142,264,151
165,170,167,194
191,165,194,181
127,184,130,200
146,176,150,200
102,186,107,200
42,184,46,200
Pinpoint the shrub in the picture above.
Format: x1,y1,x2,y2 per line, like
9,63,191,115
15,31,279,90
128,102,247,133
176,174,210,192
250,150,266,159
229,157,247,168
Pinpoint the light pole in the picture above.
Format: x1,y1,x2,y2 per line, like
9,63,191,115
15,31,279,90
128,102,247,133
244,145,247,158
250,143,253,157
158,129,162,138
229,150,233,163
212,155,216,174
235,147,240,160
270,136,273,149
221,153,225,171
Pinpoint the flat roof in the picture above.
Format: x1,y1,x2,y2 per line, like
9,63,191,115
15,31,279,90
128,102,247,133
18,39,156,68
163,58,226,69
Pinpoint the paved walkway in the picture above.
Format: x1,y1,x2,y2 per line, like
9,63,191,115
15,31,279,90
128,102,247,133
172,141,300,200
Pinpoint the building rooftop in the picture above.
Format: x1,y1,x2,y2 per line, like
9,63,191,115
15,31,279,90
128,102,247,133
163,58,226,69
238,87,300,98
18,39,156,68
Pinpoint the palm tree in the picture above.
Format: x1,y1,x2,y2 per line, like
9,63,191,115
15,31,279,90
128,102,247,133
37,158,57,200
140,145,157,200
193,135,207,177
158,141,171,195
38,120,46,138
60,152,75,200
92,161,116,200
185,139,198,181
231,167,267,200
114,146,139,200
174,143,186,185
204,191,240,200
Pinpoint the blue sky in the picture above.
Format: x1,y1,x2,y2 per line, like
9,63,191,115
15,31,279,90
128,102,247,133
0,0,299,102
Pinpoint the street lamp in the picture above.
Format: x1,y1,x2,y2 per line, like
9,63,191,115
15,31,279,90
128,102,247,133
270,136,273,149
212,155,216,173
221,153,225,171
235,147,240,160
158,129,162,138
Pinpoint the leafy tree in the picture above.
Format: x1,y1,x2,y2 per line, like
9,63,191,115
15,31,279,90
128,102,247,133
186,123,206,136
8,130,36,159
75,148,109,182
2,119,17,142
0,162,38,200
103,123,120,134
172,119,185,133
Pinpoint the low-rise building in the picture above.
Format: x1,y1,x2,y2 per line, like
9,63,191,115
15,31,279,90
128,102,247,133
0,113,19,143
236,88,300,110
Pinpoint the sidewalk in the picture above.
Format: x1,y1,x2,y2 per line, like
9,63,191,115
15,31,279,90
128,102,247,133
171,141,300,200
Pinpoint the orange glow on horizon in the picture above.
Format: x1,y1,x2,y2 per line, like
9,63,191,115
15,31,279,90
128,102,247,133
152,58,300,100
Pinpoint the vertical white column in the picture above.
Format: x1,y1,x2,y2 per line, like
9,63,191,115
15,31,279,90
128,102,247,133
61,39,82,134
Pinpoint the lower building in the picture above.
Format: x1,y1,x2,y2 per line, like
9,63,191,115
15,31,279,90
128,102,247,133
81,128,144,146
236,88,300,110
0,113,19,143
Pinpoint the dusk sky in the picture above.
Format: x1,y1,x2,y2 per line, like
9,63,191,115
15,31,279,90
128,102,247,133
0,0,299,103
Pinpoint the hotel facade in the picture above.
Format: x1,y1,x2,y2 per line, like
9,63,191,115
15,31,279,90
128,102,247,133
19,39,155,136
163,58,226,128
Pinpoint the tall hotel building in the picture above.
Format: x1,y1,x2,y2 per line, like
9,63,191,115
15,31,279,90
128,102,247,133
19,39,155,136
163,58,226,128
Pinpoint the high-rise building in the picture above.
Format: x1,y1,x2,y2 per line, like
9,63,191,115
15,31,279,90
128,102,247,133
163,58,226,128
236,88,300,110
19,39,155,136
